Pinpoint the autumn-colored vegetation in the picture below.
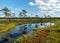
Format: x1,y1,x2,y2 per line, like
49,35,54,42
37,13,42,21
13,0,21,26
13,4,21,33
14,29,49,43
14,20,60,43
0,18,60,43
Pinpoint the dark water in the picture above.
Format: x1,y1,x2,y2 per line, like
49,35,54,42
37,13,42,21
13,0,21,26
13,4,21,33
0,22,54,43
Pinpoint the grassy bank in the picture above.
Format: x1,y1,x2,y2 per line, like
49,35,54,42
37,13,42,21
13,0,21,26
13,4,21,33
0,23,16,33
14,20,60,43
14,28,49,43
0,19,60,43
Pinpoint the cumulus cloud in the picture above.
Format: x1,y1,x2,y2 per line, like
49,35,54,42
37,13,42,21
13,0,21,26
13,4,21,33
29,2,34,6
29,0,60,17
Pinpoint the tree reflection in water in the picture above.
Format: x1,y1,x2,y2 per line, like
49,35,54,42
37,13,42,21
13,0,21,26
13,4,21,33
20,25,27,34
40,23,43,26
35,24,39,28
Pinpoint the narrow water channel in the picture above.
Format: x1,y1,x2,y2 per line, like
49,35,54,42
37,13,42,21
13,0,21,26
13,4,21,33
0,22,54,43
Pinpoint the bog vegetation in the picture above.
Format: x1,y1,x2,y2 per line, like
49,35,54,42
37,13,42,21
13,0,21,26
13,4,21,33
0,7,60,43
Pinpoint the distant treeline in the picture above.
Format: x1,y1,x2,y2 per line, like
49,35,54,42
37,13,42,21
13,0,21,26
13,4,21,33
0,17,60,23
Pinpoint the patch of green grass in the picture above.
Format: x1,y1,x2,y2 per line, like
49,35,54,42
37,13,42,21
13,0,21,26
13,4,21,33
0,23,16,33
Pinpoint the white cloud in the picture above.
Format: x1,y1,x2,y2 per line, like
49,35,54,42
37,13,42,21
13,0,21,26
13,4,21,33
29,0,60,17
29,2,34,6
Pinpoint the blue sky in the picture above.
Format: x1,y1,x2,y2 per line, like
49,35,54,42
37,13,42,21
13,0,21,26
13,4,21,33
0,0,38,17
0,0,60,17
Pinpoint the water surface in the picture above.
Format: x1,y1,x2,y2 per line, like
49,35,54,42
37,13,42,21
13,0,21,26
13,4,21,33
0,22,54,43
